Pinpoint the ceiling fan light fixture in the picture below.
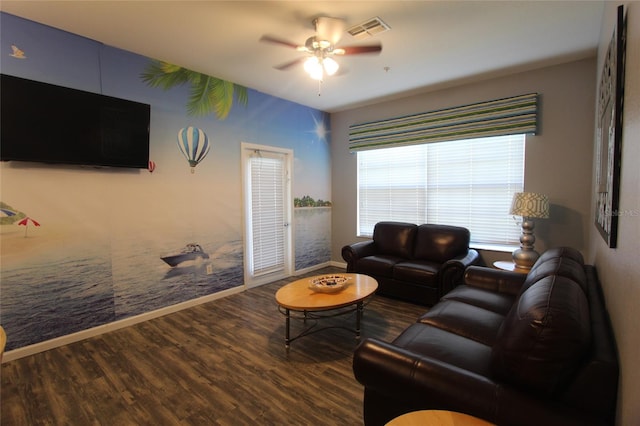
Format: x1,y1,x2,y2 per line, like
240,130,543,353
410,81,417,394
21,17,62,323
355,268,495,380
303,56,319,73
318,39,331,49
310,67,324,81
260,16,381,86
323,57,339,76
304,56,324,80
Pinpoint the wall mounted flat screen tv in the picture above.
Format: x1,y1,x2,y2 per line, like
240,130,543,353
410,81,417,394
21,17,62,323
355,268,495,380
1,74,150,169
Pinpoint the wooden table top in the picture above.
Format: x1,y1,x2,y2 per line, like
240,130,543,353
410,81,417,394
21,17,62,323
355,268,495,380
386,410,494,426
275,273,378,311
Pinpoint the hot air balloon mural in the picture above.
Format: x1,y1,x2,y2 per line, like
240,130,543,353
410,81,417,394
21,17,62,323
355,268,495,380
177,126,210,173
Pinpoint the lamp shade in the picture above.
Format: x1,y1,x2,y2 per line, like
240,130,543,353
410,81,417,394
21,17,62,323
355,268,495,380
510,192,549,219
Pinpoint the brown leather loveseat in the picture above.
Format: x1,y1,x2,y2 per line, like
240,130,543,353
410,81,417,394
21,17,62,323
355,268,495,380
353,247,619,426
341,222,480,306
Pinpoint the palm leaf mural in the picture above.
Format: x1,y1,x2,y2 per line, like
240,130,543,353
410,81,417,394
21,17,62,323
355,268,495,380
0,201,25,225
141,60,248,120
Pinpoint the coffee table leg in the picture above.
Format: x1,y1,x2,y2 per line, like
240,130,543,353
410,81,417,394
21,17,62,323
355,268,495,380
285,308,291,348
356,301,363,340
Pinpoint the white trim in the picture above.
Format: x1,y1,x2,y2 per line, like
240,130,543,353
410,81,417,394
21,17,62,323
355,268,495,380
328,260,347,269
2,285,244,363
471,243,517,253
294,261,337,276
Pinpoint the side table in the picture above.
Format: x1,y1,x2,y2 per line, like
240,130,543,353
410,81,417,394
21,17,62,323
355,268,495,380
493,260,529,274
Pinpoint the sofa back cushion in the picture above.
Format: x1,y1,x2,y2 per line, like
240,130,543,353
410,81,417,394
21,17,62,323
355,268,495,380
373,222,417,258
413,224,470,263
535,246,585,265
522,257,587,294
519,247,587,296
491,275,591,394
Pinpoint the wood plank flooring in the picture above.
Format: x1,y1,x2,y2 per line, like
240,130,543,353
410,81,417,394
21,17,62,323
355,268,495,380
1,267,427,425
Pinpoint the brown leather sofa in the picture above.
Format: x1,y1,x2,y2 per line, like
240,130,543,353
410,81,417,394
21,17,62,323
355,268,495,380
341,222,480,306
353,247,619,426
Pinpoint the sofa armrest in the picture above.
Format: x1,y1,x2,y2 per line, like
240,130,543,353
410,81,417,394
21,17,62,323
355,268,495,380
439,249,481,297
464,265,527,296
341,240,377,272
353,338,498,419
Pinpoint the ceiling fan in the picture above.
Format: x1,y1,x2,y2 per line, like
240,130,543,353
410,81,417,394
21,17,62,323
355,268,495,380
260,17,382,81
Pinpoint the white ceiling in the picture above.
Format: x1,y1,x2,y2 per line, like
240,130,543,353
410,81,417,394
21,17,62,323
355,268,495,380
0,1,605,112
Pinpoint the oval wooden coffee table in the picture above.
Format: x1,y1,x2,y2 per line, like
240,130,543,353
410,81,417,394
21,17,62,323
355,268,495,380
275,273,378,348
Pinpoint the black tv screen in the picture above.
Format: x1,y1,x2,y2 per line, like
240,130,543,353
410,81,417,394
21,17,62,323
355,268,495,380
1,74,150,168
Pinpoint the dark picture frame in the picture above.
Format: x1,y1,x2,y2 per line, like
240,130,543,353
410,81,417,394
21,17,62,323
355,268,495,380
595,5,626,248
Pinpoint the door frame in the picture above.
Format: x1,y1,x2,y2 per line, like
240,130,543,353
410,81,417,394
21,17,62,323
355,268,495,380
241,142,294,288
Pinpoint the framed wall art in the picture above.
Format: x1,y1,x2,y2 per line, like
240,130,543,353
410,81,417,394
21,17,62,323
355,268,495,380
595,5,626,248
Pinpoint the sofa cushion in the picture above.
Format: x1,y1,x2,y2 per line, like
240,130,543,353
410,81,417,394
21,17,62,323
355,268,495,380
413,224,469,263
491,275,591,394
418,300,505,346
392,323,493,377
373,222,418,258
442,285,515,316
393,260,439,286
355,255,402,278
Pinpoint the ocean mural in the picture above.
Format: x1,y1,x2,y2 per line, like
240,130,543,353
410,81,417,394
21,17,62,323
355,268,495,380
0,12,331,352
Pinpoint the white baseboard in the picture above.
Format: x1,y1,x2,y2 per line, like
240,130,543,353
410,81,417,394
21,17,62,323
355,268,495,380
329,260,347,269
294,261,346,276
2,285,245,363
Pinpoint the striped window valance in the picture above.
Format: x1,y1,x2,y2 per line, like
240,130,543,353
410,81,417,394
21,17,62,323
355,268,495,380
349,93,538,152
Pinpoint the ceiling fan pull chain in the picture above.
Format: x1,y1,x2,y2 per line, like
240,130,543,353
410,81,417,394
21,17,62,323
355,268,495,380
318,79,322,97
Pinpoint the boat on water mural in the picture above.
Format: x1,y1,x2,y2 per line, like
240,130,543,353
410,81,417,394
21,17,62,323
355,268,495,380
161,243,210,267
0,12,331,352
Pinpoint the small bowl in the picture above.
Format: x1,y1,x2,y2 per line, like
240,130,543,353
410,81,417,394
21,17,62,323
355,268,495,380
309,274,351,293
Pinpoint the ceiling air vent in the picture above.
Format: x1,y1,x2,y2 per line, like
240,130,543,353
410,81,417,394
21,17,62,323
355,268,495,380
347,17,390,40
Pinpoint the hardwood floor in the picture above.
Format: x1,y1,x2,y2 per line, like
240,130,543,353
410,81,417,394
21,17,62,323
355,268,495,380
1,267,427,425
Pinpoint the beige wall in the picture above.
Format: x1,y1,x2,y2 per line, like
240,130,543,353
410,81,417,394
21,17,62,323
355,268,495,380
331,57,597,266
590,3,640,425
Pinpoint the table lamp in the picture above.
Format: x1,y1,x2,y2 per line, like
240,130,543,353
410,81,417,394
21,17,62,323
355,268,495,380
509,192,549,270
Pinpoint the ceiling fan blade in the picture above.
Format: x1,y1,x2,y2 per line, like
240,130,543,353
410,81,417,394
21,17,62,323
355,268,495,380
274,57,305,71
337,44,383,55
334,64,350,77
260,35,301,50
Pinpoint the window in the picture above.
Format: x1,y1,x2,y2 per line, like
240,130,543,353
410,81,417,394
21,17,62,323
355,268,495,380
357,134,525,246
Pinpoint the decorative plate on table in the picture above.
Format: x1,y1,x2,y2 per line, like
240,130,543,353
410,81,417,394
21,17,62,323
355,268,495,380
309,275,351,293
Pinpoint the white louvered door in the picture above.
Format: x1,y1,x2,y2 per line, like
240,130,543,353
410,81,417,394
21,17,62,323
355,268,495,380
242,143,293,287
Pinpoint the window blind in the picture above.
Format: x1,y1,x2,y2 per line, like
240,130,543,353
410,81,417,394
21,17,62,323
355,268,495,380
358,134,525,245
250,155,285,276
349,93,537,152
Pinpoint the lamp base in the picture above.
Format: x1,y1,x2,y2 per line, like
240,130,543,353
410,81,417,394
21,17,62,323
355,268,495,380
512,218,540,271
511,248,540,270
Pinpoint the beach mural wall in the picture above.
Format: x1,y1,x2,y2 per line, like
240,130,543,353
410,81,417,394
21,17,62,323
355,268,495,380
0,13,331,352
